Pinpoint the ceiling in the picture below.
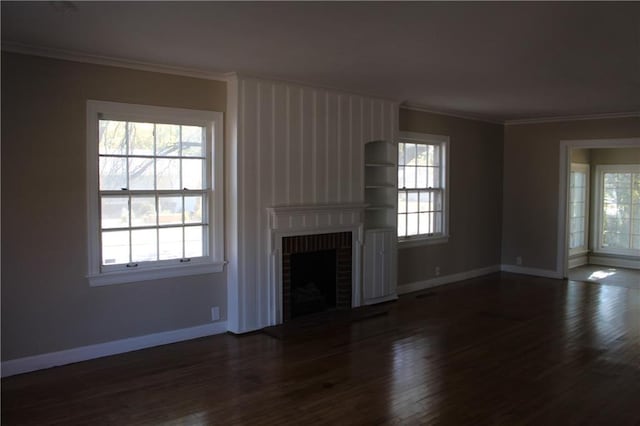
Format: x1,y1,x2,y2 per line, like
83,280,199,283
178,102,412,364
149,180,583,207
2,1,639,122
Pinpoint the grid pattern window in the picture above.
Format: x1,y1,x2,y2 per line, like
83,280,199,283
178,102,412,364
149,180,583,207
568,163,589,254
397,134,448,241
87,101,224,286
597,166,640,254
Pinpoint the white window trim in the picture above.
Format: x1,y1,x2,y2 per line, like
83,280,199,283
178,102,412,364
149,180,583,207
86,100,225,286
397,131,450,248
568,163,590,257
592,164,640,257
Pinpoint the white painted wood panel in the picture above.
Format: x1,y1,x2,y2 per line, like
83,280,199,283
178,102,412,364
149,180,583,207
227,75,398,332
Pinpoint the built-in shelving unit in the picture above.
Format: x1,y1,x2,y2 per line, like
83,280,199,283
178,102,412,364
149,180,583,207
364,140,397,230
362,140,397,305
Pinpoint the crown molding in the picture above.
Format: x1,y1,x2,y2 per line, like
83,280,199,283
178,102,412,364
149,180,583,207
504,111,640,126
399,103,503,125
1,41,230,82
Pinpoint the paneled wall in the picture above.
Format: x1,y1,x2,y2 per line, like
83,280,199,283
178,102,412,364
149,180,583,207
227,75,398,333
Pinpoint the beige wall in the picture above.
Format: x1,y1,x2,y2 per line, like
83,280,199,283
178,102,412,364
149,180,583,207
571,148,591,163
502,118,640,271
398,109,504,285
1,52,227,361
590,147,640,165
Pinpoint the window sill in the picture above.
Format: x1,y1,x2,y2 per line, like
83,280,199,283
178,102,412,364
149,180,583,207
88,261,226,287
398,235,449,249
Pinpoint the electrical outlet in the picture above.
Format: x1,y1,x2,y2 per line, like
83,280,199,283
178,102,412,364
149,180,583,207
435,266,440,276
211,306,220,321
516,256,522,266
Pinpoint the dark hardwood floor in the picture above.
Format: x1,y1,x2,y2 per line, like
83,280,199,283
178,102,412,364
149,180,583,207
3,272,640,425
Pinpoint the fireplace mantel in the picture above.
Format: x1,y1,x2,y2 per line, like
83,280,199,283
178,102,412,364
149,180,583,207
267,203,366,324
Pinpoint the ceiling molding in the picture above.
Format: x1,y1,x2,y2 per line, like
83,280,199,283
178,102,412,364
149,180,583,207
1,41,230,82
400,103,503,125
504,111,640,126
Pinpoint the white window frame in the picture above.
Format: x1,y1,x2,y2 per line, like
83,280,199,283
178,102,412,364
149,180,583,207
397,131,449,248
86,100,225,286
568,163,590,256
592,164,640,257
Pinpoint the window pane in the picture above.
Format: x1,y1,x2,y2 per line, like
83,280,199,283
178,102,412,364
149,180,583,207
405,166,417,189
419,212,431,235
156,124,180,157
99,157,127,190
159,227,183,260
429,145,440,167
128,122,154,156
129,158,154,190
434,212,443,233
101,196,129,229
398,192,407,213
433,191,442,211
419,191,430,212
416,167,427,188
99,120,127,155
633,236,640,250
185,226,204,258
131,196,157,227
405,144,417,165
185,196,203,224
102,230,129,265
407,192,419,213
398,143,405,166
182,125,204,157
407,213,419,236
131,229,157,262
427,166,440,188
157,158,180,190
398,214,406,237
398,166,405,188
416,145,427,166
182,159,204,190
159,196,182,225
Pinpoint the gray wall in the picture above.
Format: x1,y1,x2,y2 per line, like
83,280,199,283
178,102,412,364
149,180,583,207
502,119,640,271
398,109,504,285
1,52,228,361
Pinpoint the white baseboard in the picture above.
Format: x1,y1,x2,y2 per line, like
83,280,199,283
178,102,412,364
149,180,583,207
569,255,589,269
500,264,562,279
397,265,500,295
1,321,228,378
589,255,640,270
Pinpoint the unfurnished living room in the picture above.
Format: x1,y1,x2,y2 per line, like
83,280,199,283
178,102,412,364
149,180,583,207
1,1,639,424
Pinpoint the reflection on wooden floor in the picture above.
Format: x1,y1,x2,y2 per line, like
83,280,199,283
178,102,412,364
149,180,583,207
569,264,640,289
3,272,640,425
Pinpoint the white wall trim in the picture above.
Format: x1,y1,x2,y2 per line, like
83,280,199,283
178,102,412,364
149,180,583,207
500,264,563,279
568,254,589,269
1,322,228,378
589,255,640,270
400,103,503,125
505,111,640,126
2,41,230,82
557,138,640,279
397,265,500,295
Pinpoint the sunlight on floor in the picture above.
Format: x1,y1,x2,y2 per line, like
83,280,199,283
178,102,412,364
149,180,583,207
588,269,617,280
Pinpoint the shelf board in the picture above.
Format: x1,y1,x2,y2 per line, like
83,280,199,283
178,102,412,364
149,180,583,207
365,184,395,189
365,162,395,168
365,204,395,211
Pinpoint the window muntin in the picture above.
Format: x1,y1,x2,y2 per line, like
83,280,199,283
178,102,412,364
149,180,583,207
98,119,208,269
87,101,224,286
397,134,447,241
596,166,640,254
568,163,589,255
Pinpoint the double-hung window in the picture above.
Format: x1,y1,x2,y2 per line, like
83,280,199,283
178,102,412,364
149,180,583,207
87,101,224,286
568,163,589,256
593,165,640,256
397,132,449,245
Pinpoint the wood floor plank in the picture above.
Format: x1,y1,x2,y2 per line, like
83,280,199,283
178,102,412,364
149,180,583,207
2,272,639,425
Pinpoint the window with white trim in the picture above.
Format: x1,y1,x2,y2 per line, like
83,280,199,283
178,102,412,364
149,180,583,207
87,101,224,286
568,163,589,256
594,165,640,256
397,132,449,244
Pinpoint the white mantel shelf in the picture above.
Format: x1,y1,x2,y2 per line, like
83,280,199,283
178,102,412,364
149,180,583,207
267,203,368,215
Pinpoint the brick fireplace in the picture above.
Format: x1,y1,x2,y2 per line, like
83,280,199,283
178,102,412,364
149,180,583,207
282,232,352,321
